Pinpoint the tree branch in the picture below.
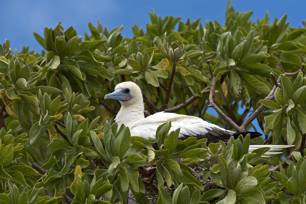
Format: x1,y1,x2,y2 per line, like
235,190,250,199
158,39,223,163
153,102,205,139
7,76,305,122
240,70,300,131
64,193,73,203
209,77,242,131
32,162,48,174
226,102,240,125
239,108,250,124
162,60,177,109
240,85,277,130
300,134,306,152
143,95,157,113
165,87,210,112
0,106,6,128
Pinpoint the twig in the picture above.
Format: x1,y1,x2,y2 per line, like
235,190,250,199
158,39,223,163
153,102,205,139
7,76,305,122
226,103,240,124
300,134,306,153
269,165,279,172
162,60,177,109
143,95,157,113
240,85,277,130
284,70,302,76
240,70,300,131
64,193,73,203
209,77,242,131
239,108,250,124
0,106,6,128
32,162,48,174
165,87,210,112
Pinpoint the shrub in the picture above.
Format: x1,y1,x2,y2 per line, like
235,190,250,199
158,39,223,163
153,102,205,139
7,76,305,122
0,3,305,204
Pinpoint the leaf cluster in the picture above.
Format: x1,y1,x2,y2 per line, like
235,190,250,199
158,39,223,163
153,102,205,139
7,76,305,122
0,3,305,203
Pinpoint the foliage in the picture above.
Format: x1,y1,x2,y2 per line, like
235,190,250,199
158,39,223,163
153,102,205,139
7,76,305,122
0,3,306,203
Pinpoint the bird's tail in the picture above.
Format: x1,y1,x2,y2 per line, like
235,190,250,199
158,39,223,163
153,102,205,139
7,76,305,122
249,145,294,157
204,127,261,143
232,131,262,139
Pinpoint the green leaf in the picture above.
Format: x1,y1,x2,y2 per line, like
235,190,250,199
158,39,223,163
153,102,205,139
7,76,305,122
239,189,265,204
127,169,141,193
164,130,179,152
297,110,306,134
15,78,28,89
65,112,73,137
230,70,242,97
91,178,112,197
127,154,146,165
107,157,120,174
280,52,301,66
145,71,159,87
29,122,44,145
118,58,127,68
119,167,129,192
235,176,258,194
275,87,284,105
178,186,191,204
286,99,295,113
261,99,280,109
0,144,14,166
241,73,271,95
241,52,269,64
216,189,236,204
90,131,106,157
202,189,225,201
185,50,203,59
114,126,130,158
49,55,60,70
157,186,171,204
280,76,293,102
80,40,104,50
164,159,182,176
190,190,200,204
55,36,66,54
70,166,86,201
293,86,306,104
33,32,46,49
66,65,85,81
158,164,173,188
72,129,83,145
189,69,209,83
286,118,296,145
172,183,184,204
179,148,206,160
35,86,62,95
156,122,171,146
243,63,272,77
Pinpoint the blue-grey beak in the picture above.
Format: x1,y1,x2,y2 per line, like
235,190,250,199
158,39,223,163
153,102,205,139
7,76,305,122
104,89,132,101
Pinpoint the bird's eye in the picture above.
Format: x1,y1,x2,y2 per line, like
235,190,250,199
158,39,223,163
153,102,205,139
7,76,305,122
122,88,130,94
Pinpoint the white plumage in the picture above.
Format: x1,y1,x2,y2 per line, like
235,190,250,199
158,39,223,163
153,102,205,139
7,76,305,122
104,81,294,156
130,112,233,139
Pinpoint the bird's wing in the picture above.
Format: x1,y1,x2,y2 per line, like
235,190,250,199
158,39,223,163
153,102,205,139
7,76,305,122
248,145,294,157
130,112,233,139
130,112,293,157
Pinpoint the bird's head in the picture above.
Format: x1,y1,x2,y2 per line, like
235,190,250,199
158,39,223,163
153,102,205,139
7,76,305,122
104,81,143,106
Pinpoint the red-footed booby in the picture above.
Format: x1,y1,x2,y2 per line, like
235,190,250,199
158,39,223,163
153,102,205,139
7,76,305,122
104,81,294,155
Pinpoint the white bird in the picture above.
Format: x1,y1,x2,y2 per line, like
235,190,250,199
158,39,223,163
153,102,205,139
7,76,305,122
104,81,294,156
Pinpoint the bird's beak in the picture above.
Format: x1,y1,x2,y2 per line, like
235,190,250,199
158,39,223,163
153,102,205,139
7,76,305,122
104,89,131,101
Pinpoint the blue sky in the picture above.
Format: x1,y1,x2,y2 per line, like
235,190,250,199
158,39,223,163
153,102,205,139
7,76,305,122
0,0,305,51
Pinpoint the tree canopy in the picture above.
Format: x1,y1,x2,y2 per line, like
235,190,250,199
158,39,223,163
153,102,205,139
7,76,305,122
0,3,305,204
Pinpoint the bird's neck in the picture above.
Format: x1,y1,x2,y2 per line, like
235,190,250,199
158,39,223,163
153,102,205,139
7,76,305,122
115,101,145,128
